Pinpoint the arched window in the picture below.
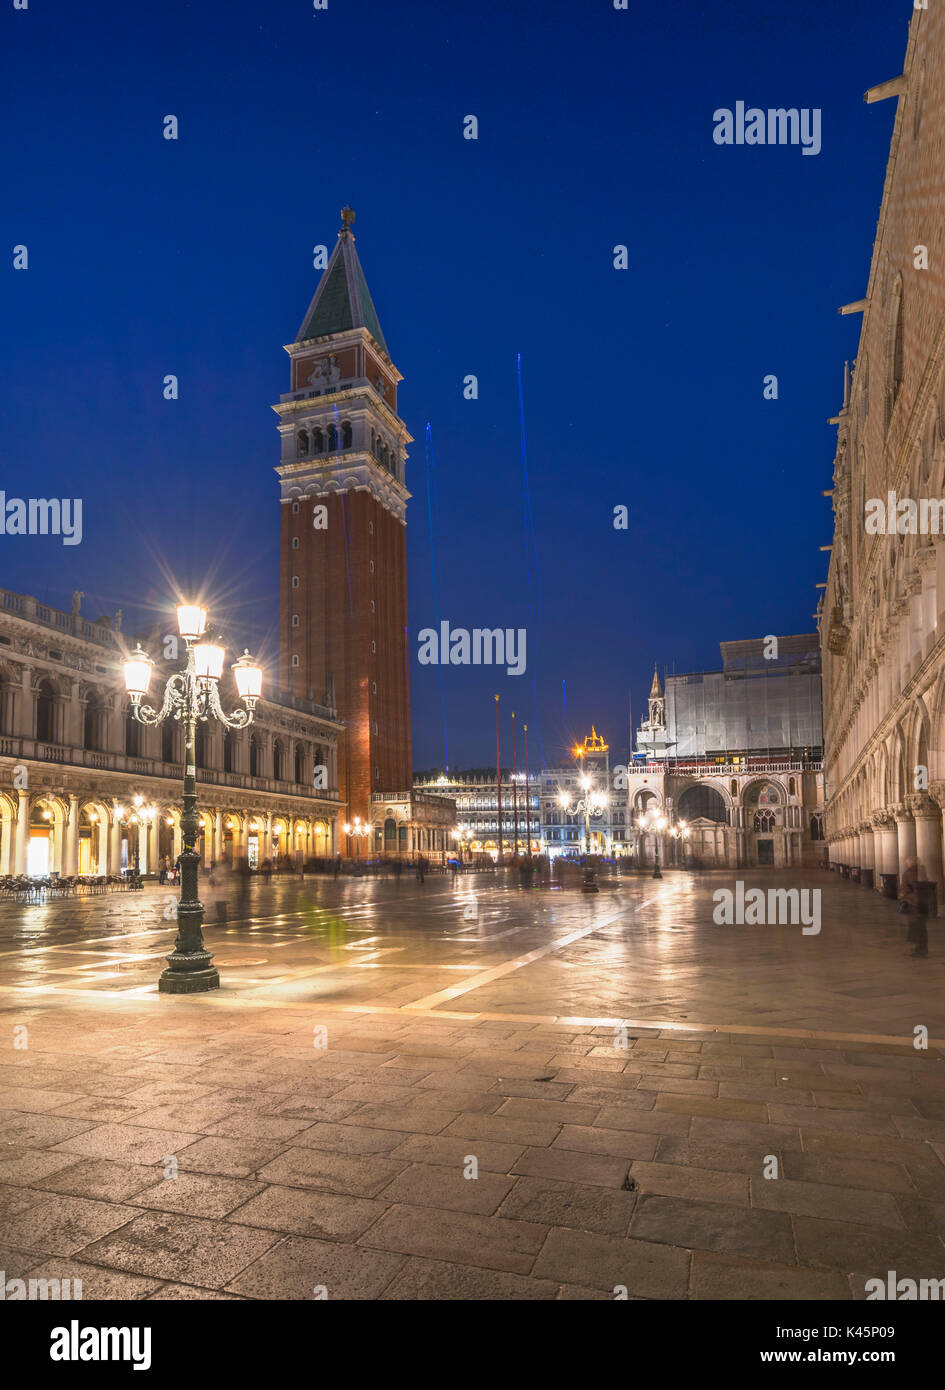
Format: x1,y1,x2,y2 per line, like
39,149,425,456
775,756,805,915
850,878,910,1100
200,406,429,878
887,279,904,431
249,734,259,778
677,784,727,824
294,744,305,784
224,731,236,774
312,427,324,454
341,421,352,449
124,706,141,757
788,777,797,796
297,429,309,458
328,424,337,451
385,817,397,846
730,779,738,797
810,814,824,841
83,691,102,751
753,810,776,833
273,739,285,781
36,680,55,742
162,720,175,763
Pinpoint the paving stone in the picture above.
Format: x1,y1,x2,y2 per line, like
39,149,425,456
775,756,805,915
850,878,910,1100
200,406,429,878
388,1132,525,1173
21,1257,162,1300
378,1162,516,1216
496,1096,600,1126
175,1136,290,1179
226,1235,405,1299
444,1113,562,1148
655,1137,781,1176
595,1107,693,1137
779,1152,915,1194
629,1193,795,1263
255,1146,407,1198
792,1215,945,1273
628,1160,750,1207
38,1159,159,1202
552,1125,659,1160
768,1104,899,1136
531,1226,690,1298
690,1252,852,1300
381,1255,563,1300
750,1177,905,1227
292,1122,407,1156
0,1150,79,1188
130,1172,265,1218
52,1122,200,1165
359,1204,548,1275
226,1184,388,1241
78,1212,281,1287
0,1193,141,1256
497,1175,636,1234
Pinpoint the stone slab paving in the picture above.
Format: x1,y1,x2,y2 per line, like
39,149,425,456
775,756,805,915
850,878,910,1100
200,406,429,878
0,869,943,1298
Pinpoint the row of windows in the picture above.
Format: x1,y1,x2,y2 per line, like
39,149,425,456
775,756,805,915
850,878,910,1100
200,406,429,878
294,424,399,473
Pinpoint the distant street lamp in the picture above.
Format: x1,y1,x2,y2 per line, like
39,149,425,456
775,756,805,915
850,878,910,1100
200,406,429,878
559,774,608,894
343,816,371,856
124,604,262,993
637,804,668,878
670,820,691,867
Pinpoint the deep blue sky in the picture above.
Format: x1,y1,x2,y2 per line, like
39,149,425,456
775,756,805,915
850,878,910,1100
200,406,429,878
2,0,907,770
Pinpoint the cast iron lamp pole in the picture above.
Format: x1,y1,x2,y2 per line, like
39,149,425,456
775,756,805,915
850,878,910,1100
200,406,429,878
637,805,668,879
124,604,262,994
559,774,608,894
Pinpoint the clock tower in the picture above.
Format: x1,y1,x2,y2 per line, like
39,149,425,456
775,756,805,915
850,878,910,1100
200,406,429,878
274,210,413,848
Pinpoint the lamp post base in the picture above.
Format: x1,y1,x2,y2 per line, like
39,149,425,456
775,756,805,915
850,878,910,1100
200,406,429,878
652,864,662,879
582,861,599,894
159,950,220,993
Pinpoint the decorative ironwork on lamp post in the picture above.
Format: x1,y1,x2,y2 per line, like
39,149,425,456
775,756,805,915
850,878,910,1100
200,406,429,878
559,774,608,894
342,815,371,858
637,804,668,878
123,604,262,994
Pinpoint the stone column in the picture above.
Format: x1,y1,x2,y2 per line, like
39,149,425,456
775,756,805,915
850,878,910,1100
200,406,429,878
109,812,122,875
64,794,79,876
263,813,272,860
14,790,29,873
858,819,876,887
214,810,223,866
148,814,161,877
893,802,917,875
872,810,898,885
912,790,944,906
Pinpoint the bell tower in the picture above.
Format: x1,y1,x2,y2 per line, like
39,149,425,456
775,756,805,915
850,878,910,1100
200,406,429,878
274,210,413,845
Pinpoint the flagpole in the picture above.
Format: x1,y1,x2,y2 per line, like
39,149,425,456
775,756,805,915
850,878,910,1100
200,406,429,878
495,694,502,867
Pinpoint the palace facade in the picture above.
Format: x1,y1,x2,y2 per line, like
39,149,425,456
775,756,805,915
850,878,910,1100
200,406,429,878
820,6,945,905
0,590,343,877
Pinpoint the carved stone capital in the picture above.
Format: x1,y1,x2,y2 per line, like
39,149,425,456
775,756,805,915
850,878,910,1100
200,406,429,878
909,790,938,820
891,801,913,823
871,808,894,828
929,780,945,809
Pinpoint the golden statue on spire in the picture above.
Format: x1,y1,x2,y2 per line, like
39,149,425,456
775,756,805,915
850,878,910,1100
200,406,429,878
340,206,356,232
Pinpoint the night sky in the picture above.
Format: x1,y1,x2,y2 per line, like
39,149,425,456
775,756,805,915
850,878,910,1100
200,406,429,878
2,0,906,771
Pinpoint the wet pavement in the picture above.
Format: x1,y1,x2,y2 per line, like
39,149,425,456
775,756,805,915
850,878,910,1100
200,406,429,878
0,866,943,1299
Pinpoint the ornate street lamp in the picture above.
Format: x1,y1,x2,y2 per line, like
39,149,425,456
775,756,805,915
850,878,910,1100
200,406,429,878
670,820,691,867
342,816,371,856
637,804,668,878
559,774,608,894
124,605,262,993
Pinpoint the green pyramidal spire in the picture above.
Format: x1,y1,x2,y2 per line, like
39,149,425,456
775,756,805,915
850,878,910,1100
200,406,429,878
296,207,388,354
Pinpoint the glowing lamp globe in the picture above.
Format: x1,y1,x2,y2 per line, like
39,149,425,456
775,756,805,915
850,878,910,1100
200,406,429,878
233,650,263,703
194,641,225,681
177,604,207,642
123,645,153,699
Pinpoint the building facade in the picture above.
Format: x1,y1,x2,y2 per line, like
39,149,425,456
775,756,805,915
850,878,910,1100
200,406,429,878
275,210,454,855
626,643,826,868
0,590,343,877
820,6,945,902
